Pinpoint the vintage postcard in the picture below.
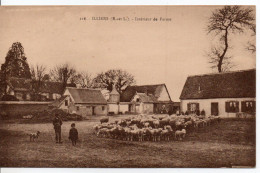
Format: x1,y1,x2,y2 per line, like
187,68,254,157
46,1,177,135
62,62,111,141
0,5,256,168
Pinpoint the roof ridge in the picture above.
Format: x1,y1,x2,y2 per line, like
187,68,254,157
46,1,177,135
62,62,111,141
187,68,256,78
132,83,165,87
66,87,101,91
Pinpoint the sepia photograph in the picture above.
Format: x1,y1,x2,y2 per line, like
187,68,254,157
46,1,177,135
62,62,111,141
0,5,256,168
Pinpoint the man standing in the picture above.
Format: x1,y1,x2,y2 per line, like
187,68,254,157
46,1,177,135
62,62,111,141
53,113,62,143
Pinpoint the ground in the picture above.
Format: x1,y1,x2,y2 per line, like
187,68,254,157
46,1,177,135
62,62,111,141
0,115,256,168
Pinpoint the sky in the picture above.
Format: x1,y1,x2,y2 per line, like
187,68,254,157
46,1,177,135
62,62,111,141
0,6,256,101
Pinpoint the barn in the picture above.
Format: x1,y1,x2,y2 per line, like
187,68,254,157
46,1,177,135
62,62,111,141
51,87,107,117
179,69,256,117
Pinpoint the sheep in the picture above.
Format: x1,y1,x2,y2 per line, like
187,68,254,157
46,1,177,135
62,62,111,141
159,119,169,128
175,121,186,131
126,121,131,127
175,129,186,141
153,120,160,128
144,122,150,128
93,113,221,142
100,117,109,124
97,128,109,138
149,128,162,142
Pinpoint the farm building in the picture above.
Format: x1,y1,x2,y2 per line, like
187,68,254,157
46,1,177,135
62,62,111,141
107,85,129,114
180,69,256,117
107,84,174,114
51,87,107,117
4,77,65,101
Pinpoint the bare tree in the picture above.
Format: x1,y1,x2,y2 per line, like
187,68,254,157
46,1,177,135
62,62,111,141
246,24,256,53
50,63,76,90
207,47,235,72
93,69,135,93
71,71,93,88
207,6,255,72
30,64,47,94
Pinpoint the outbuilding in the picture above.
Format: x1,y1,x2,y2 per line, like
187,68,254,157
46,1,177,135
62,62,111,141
52,87,107,117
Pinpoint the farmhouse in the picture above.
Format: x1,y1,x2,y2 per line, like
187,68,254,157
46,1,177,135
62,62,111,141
107,84,174,114
5,77,64,101
51,87,107,117
180,69,256,117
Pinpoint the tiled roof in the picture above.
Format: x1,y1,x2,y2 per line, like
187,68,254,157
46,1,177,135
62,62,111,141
121,84,171,102
132,92,157,103
67,88,107,104
180,69,256,99
8,77,65,94
39,81,64,94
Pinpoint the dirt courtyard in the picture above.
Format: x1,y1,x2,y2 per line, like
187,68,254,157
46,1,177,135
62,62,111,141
0,116,255,168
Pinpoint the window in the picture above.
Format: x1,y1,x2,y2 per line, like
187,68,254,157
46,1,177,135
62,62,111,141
242,101,255,113
76,106,79,111
65,100,68,106
225,101,239,113
187,103,199,113
102,106,105,111
136,98,140,102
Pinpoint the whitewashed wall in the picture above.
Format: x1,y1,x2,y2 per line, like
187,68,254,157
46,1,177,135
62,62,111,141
108,103,129,114
108,103,119,114
119,104,128,114
181,97,255,117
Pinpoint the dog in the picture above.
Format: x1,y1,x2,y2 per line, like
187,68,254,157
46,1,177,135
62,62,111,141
29,131,40,141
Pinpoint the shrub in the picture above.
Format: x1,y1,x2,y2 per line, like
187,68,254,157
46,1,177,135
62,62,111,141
26,108,82,123
67,113,83,121
0,111,8,120
1,95,19,101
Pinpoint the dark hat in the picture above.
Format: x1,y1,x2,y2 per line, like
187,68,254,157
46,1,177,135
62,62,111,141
71,123,75,127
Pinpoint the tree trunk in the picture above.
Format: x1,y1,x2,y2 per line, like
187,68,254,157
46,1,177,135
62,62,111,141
218,29,229,72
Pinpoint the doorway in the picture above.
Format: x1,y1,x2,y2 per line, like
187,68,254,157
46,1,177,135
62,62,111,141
211,102,219,116
92,106,96,115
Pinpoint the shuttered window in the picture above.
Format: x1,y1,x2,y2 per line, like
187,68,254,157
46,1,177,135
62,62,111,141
225,101,239,113
241,101,255,113
187,103,199,113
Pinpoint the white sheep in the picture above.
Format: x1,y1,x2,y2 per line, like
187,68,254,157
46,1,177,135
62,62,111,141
175,129,186,141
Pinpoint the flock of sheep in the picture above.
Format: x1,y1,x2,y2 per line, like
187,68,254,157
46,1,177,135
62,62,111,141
93,114,221,142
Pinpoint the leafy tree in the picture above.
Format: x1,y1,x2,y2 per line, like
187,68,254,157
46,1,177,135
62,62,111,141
207,6,255,72
93,69,135,93
0,42,31,95
50,63,76,91
0,42,31,78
